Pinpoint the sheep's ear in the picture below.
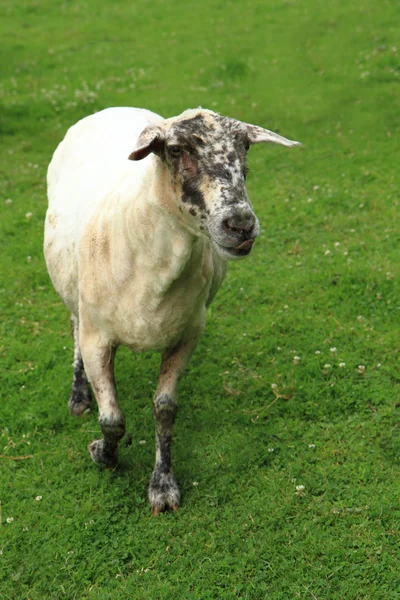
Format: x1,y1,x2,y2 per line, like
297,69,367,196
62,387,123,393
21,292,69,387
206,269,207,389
245,124,301,148
128,126,165,161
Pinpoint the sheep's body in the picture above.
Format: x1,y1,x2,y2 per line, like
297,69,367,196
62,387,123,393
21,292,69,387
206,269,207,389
45,108,224,353
44,106,299,514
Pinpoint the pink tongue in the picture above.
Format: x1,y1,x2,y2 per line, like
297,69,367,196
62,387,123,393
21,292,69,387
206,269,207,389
235,239,254,251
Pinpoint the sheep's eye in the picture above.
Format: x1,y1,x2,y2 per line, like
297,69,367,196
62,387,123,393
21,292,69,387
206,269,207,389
168,145,182,157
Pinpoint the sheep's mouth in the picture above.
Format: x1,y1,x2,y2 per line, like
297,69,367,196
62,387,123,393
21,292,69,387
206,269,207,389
215,238,255,259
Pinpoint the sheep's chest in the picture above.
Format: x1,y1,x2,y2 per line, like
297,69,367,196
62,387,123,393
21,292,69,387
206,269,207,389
80,236,215,352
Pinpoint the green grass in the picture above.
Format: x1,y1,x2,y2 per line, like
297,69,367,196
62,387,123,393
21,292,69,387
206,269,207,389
1,0,400,598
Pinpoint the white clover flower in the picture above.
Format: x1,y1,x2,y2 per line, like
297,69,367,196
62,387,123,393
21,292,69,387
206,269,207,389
139,440,146,445
339,362,346,368
35,496,42,502
6,517,14,523
25,212,33,219
324,363,331,369
315,350,321,355
268,448,275,453
330,347,337,353
308,444,316,448
271,383,278,390
334,242,340,247
192,481,199,486
296,485,305,492
5,199,12,206
293,356,301,365
357,365,366,374
324,249,331,256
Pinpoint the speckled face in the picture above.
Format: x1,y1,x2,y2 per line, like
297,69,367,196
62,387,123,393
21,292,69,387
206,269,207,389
129,108,300,260
162,111,258,259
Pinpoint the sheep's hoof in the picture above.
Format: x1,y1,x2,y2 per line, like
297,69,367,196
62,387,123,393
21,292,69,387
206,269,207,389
88,439,118,467
69,388,92,416
151,503,180,517
149,470,180,515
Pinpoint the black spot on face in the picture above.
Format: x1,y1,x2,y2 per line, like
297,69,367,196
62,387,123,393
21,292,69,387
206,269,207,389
189,207,197,216
205,162,233,182
218,181,248,207
182,178,206,211
192,135,206,146
173,114,214,137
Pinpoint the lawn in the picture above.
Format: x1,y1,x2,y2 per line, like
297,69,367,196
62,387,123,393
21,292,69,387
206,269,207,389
1,0,400,598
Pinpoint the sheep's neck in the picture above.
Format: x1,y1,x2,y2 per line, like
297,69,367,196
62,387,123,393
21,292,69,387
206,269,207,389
120,162,214,301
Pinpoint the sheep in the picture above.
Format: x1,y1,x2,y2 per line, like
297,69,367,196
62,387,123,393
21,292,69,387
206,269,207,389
44,106,300,515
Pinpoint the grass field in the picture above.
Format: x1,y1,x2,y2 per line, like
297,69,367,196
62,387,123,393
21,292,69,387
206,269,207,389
1,0,400,598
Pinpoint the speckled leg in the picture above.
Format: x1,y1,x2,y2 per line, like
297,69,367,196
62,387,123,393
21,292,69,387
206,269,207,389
149,333,201,515
149,393,180,515
68,314,92,415
79,326,125,467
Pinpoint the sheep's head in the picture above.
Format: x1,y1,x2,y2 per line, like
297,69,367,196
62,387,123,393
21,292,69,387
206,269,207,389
128,109,300,260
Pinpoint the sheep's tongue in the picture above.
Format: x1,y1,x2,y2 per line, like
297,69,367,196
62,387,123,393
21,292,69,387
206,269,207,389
235,239,254,251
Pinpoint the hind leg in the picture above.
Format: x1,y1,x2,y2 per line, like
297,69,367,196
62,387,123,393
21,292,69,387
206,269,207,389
68,314,93,416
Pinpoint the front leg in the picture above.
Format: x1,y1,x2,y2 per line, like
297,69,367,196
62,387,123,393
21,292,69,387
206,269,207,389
79,322,125,467
150,331,201,515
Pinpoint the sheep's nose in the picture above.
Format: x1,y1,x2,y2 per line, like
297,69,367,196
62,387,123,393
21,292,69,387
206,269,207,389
224,213,255,234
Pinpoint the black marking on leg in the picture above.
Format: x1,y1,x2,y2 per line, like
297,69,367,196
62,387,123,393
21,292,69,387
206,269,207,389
88,413,125,467
154,393,177,435
88,439,118,467
69,357,92,416
149,394,180,514
99,413,126,442
155,434,172,474
149,469,180,515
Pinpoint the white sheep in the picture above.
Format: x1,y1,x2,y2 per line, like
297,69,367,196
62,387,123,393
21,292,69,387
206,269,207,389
44,106,299,514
